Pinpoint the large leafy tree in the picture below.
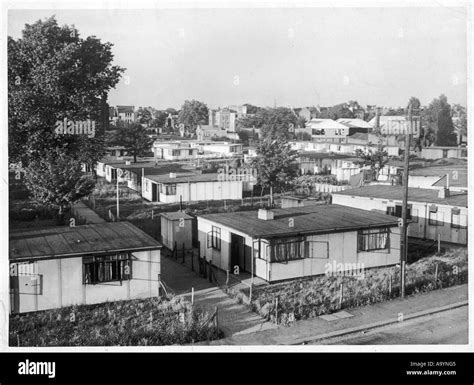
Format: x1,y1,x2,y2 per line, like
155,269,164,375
251,137,298,204
353,141,388,182
177,100,208,133
425,94,457,146
8,16,124,210
24,149,96,214
136,107,153,126
318,103,354,120
113,123,154,162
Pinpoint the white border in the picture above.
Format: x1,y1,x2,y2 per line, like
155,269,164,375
1,0,472,353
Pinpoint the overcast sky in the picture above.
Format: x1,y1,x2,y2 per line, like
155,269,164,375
8,6,467,110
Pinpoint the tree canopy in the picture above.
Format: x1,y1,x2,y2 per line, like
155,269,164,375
425,94,457,146
177,100,209,132
8,16,124,211
112,123,154,162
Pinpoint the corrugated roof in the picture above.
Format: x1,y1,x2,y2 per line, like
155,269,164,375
198,204,399,239
9,222,161,261
333,185,467,207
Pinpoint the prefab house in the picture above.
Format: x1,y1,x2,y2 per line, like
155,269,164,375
142,172,243,203
332,185,467,245
420,146,467,160
160,211,195,250
9,222,162,314
197,205,400,283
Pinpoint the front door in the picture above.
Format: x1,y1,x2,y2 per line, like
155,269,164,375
152,183,158,202
230,233,251,273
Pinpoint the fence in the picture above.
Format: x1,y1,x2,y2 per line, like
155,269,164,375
313,183,350,193
235,258,468,326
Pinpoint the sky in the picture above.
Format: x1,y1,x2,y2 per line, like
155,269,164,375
8,6,468,110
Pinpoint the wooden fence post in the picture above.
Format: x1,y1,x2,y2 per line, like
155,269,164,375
389,273,392,296
339,283,343,309
435,263,438,283
174,241,178,260
191,287,194,305
191,249,194,271
208,261,212,283
182,243,185,264
275,296,279,325
158,274,161,297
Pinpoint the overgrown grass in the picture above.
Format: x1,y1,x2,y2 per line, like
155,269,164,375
10,295,223,346
231,249,467,325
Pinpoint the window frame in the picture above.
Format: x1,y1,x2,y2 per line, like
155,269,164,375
207,226,221,251
357,227,390,252
83,253,132,285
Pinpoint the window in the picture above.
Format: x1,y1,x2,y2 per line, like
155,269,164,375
451,211,467,229
166,184,176,195
83,253,132,284
207,226,221,250
429,211,444,226
387,205,411,220
270,237,304,262
358,228,390,252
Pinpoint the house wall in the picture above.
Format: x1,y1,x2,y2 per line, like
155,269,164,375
332,194,467,245
160,216,194,250
408,175,442,189
10,250,160,314
197,217,400,282
141,178,243,203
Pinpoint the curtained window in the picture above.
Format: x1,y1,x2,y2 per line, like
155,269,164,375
83,253,132,285
358,228,390,252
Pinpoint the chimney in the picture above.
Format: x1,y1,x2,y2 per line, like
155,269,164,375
169,172,176,179
258,208,274,221
438,187,450,199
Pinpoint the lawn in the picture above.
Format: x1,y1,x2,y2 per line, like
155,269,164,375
10,295,223,346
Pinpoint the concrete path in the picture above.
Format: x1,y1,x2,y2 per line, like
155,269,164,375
160,253,276,337
198,284,468,345
72,201,106,224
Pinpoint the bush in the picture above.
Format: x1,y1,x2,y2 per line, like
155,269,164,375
10,296,223,346
233,249,467,324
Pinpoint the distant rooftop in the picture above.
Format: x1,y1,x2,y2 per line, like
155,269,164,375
333,185,467,207
306,119,348,130
145,172,221,184
9,222,161,262
337,118,373,129
198,204,399,239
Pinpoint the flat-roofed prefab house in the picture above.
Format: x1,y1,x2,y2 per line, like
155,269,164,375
197,205,400,283
142,173,243,203
9,222,162,314
153,142,198,160
332,185,467,245
420,146,467,160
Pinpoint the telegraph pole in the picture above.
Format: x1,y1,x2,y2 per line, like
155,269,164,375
400,104,416,298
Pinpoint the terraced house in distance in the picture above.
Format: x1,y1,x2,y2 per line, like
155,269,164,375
197,205,400,282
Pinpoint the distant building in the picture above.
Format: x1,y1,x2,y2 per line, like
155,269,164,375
420,146,467,160
336,118,372,136
153,141,198,161
197,205,400,282
9,222,161,314
142,172,243,203
109,106,136,125
332,185,467,245
196,125,227,141
305,119,350,143
409,165,467,192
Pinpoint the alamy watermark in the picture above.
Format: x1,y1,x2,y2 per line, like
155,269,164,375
217,167,258,182
324,261,365,279
55,118,96,138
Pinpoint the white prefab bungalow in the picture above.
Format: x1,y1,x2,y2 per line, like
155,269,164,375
332,185,467,245
9,222,161,314
142,173,243,203
153,141,198,160
420,146,467,160
197,205,400,283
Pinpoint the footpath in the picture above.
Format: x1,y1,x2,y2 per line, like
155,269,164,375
197,283,467,345
72,201,105,224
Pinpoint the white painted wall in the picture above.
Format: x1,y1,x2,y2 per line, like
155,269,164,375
198,217,400,282
332,194,467,245
10,250,161,314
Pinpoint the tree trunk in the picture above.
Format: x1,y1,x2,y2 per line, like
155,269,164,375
270,185,274,207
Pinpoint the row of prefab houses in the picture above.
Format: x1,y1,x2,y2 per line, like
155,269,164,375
10,183,467,314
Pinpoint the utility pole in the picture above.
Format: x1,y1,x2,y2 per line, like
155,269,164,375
400,104,417,298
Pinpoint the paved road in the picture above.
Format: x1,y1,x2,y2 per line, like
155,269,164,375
313,306,468,345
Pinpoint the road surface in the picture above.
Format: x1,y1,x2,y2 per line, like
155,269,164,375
311,306,468,345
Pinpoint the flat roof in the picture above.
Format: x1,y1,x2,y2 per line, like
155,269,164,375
9,222,162,262
145,172,221,184
410,166,467,188
198,204,399,239
160,211,194,220
333,185,467,207
298,152,356,160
